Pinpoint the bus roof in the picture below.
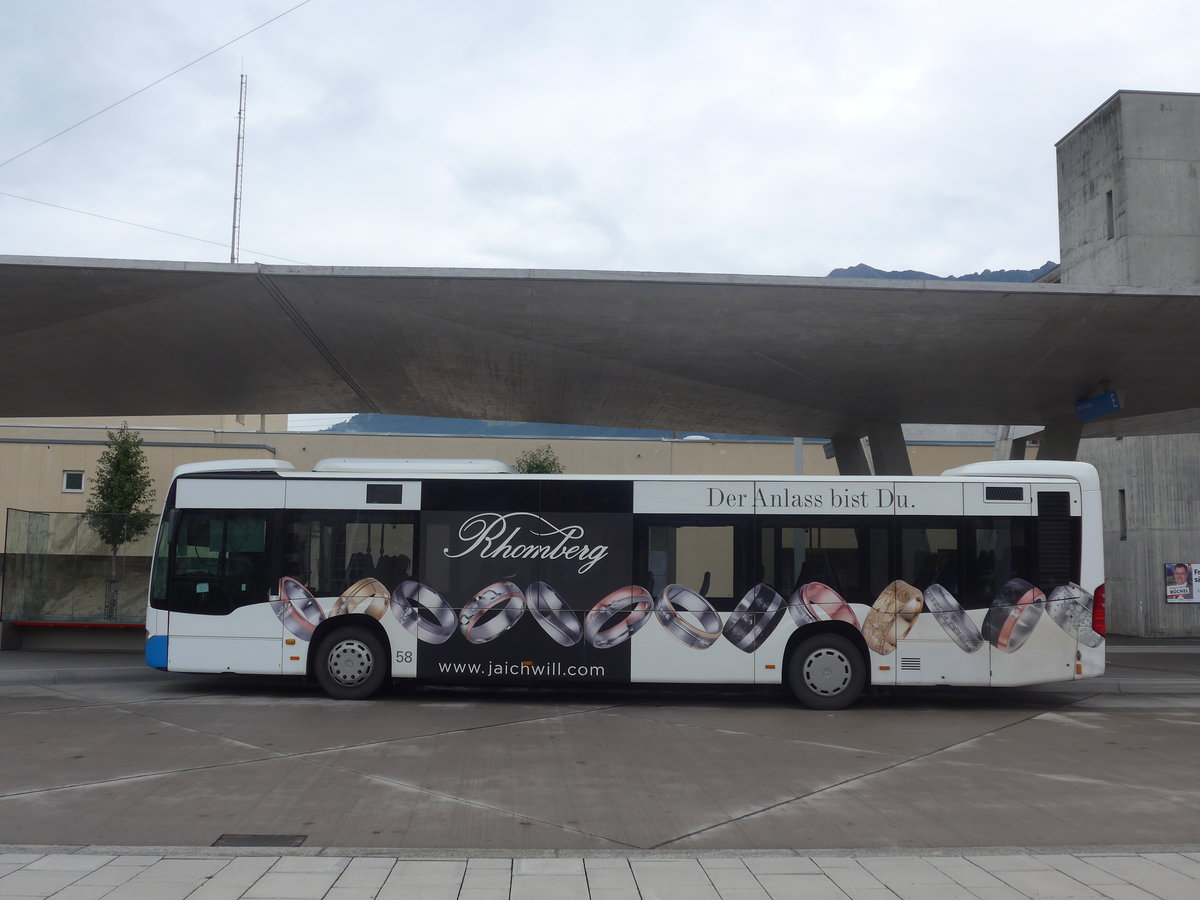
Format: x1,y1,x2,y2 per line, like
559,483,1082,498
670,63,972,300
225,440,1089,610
168,457,1096,488
311,457,515,474
940,460,1099,492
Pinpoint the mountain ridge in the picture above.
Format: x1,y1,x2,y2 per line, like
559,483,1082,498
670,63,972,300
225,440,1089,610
826,261,1057,282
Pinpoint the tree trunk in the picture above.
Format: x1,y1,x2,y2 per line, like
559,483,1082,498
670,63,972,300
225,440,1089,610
105,548,119,620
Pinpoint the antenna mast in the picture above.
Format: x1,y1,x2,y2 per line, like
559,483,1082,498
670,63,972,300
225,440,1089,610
230,73,247,264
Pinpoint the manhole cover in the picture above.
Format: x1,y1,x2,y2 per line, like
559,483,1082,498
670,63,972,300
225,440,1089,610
213,834,307,847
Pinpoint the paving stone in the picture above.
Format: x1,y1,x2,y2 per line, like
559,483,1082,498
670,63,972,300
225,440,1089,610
629,858,714,885
712,890,772,900
242,871,341,899
752,872,850,899
377,883,459,900
584,858,637,890
73,862,152,887
25,855,111,873
743,857,822,875
632,884,721,900
1081,854,1199,898
925,856,1009,889
1091,885,1163,900
0,870,86,896
462,866,511,891
858,857,957,885
385,859,466,884
463,859,511,873
993,868,1106,898
967,887,1033,900
699,858,750,869
53,887,119,900
967,854,1054,873
377,860,463,900
837,890,902,900
332,857,396,891
1038,854,1128,886
104,857,161,867
0,855,42,866
267,856,350,874
513,857,583,875
588,888,643,900
126,858,231,882
510,873,590,899
704,866,768,893
186,856,278,900
458,890,511,900
325,890,382,900
818,862,887,893
885,884,978,900
1140,852,1200,879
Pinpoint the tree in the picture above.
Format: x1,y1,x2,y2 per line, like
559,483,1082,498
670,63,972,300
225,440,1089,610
85,424,157,618
514,444,565,474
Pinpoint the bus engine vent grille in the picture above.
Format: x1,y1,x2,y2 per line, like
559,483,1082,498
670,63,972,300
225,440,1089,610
900,657,922,671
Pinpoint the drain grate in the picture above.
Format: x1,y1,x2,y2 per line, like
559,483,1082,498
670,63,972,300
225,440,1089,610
213,834,307,848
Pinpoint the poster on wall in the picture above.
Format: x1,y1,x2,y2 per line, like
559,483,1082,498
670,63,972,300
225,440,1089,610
1164,563,1200,602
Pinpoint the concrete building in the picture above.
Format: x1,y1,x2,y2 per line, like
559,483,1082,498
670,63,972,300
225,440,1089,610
1062,91,1200,636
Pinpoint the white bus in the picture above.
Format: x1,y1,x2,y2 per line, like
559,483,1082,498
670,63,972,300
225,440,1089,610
144,458,1106,709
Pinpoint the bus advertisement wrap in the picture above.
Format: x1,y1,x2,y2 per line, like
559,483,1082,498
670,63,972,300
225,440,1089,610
148,460,1107,707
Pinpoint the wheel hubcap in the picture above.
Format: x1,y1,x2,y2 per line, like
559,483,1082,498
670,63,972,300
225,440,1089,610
803,647,851,696
327,639,374,687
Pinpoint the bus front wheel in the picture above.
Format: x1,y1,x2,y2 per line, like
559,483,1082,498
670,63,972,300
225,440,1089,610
315,625,388,700
786,634,865,710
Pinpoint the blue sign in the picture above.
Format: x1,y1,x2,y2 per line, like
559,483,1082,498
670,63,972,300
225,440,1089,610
1075,390,1121,423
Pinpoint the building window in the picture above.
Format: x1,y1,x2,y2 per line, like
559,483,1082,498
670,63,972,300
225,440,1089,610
62,471,84,493
1105,190,1115,239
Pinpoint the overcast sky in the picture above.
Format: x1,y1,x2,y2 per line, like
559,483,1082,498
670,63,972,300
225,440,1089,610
2,0,1198,280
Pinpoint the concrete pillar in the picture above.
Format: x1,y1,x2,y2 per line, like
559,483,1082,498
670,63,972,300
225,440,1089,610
1037,423,1082,461
993,425,1012,461
830,437,872,475
866,423,913,476
0,621,20,651
1009,436,1028,460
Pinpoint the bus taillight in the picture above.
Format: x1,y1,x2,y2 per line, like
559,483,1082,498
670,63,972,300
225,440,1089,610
1092,584,1106,637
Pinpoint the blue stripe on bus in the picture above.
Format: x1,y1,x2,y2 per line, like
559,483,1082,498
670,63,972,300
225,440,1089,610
145,635,169,670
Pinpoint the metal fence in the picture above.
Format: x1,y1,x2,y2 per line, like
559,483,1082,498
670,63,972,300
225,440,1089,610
1,509,155,625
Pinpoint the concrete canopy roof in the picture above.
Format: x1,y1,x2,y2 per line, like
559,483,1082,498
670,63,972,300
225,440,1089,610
2,255,1198,439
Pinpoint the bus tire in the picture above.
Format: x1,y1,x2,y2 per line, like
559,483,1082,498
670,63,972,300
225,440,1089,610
786,633,865,710
315,625,388,700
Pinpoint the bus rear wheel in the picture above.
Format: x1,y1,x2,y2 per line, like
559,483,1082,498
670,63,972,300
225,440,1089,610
787,634,865,710
315,625,387,700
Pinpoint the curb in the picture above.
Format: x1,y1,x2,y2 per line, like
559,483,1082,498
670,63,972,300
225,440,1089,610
0,666,159,686
5,842,1200,860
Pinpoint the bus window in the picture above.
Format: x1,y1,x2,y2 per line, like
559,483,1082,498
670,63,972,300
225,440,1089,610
899,521,962,599
282,512,414,597
149,509,173,608
645,523,738,609
962,518,1033,608
761,524,888,605
169,511,271,614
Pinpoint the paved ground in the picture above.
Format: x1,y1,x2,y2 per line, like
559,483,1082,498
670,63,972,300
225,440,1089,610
1,639,1199,898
